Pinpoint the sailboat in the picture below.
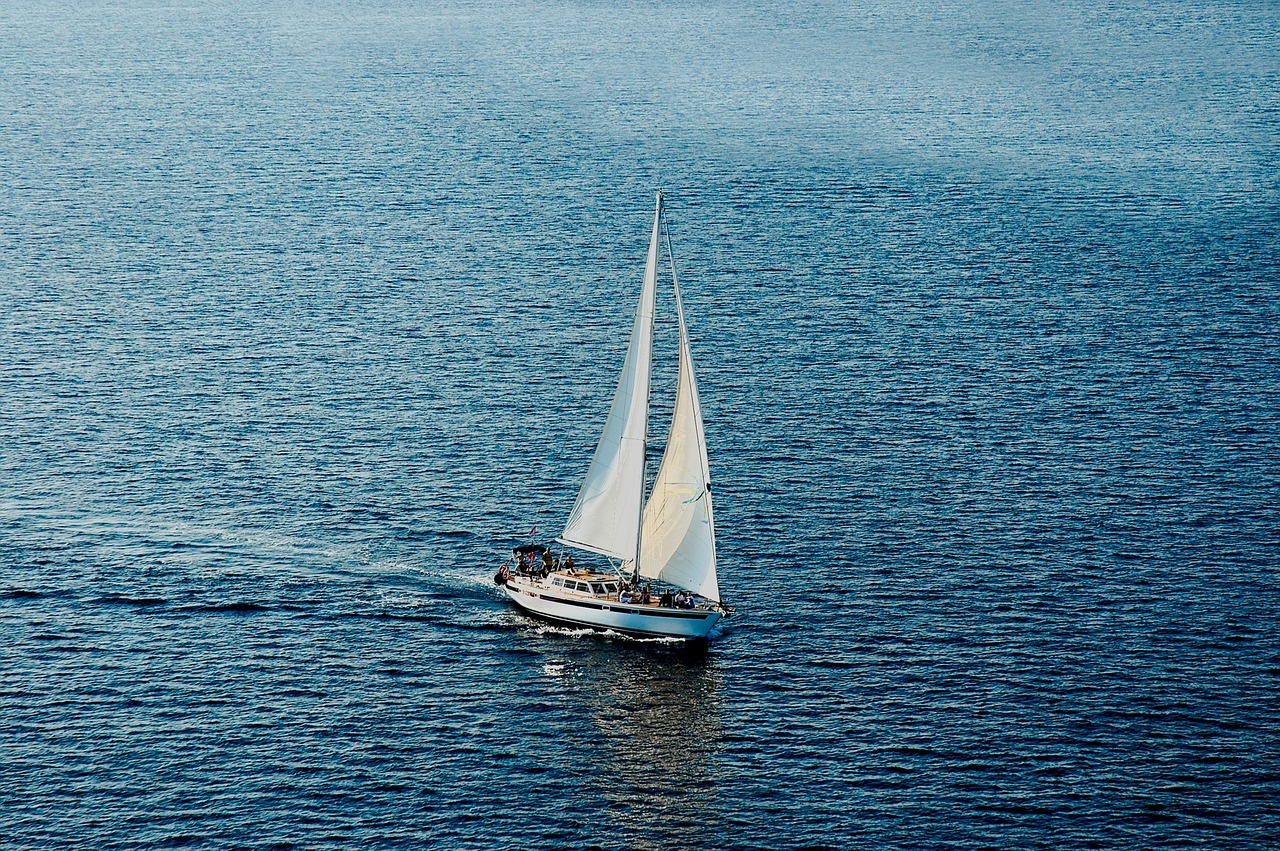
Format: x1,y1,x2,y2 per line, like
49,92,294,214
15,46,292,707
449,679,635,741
496,191,731,641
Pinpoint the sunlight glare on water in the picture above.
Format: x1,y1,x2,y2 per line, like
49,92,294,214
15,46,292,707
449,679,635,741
2,0,1278,847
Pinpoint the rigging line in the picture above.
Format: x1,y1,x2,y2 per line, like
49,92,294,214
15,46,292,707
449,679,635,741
663,208,682,342
632,190,662,588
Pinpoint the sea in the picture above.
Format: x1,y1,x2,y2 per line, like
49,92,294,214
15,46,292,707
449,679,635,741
2,0,1278,848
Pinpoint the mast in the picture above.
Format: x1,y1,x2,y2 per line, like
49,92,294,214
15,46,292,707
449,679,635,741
631,190,663,586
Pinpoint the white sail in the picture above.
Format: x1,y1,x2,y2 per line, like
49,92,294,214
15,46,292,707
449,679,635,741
638,229,719,602
558,195,662,561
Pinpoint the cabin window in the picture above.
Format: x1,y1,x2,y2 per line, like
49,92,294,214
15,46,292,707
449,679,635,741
573,582,589,593
604,583,619,594
591,583,606,595
551,577,565,588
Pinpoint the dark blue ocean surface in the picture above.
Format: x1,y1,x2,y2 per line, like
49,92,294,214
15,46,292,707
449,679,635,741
2,0,1278,847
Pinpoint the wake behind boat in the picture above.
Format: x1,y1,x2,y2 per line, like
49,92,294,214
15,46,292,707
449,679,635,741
495,192,732,642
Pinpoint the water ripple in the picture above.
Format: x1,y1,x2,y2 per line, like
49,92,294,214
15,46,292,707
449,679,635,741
3,0,1278,848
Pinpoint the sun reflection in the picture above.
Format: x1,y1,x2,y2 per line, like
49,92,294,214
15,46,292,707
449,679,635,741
540,639,726,842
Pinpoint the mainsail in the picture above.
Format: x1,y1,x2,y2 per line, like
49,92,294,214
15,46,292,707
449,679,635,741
558,196,661,561
637,224,719,602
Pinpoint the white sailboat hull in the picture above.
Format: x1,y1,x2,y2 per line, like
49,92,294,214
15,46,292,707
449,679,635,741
502,576,722,641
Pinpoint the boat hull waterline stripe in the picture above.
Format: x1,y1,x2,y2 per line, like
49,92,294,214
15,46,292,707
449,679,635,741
515,610,704,640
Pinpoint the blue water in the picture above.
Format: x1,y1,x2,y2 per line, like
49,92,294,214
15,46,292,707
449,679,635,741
3,0,1278,847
